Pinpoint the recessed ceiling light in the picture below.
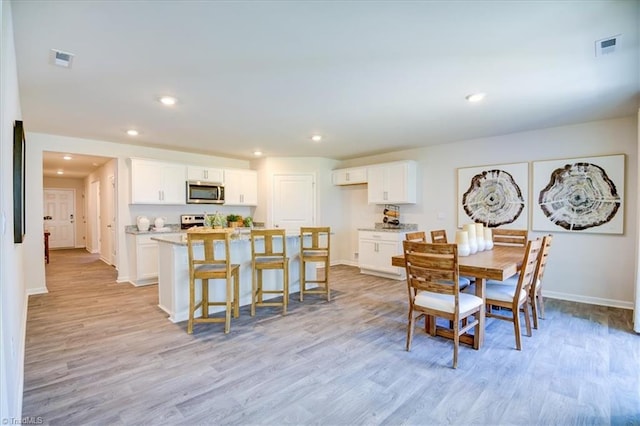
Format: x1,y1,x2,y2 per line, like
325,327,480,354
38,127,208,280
465,93,486,103
253,150,263,156
127,129,139,136
63,155,72,160
159,96,177,106
57,170,64,175
311,135,322,142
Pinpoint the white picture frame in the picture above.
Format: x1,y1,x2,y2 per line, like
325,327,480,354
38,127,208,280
532,154,624,234
457,162,529,229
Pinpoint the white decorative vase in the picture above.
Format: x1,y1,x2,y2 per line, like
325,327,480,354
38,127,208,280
154,216,166,230
136,216,150,231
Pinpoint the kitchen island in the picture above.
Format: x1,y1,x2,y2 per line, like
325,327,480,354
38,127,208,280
151,232,315,323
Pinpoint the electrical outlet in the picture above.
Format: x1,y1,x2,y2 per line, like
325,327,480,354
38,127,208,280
354,252,359,260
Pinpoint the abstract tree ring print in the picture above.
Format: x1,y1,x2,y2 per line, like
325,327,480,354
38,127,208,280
532,155,624,234
457,162,528,229
538,162,620,231
462,169,525,227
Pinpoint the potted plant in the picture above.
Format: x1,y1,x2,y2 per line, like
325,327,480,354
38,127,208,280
205,211,226,228
226,214,242,228
243,216,253,228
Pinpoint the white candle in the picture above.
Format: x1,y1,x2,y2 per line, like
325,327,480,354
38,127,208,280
484,227,494,250
475,223,485,252
456,230,470,257
463,223,476,240
463,224,477,254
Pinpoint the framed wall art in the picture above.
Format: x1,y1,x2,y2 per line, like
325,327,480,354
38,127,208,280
532,154,624,234
457,162,528,229
13,120,25,244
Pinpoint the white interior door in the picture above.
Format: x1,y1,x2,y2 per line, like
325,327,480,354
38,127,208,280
105,175,116,266
43,188,76,249
272,174,315,231
89,180,100,254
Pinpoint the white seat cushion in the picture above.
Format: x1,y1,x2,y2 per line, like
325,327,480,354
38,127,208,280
415,291,483,314
485,283,527,303
459,276,471,287
486,274,519,286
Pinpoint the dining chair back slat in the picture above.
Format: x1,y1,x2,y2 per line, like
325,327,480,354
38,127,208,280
405,231,427,243
430,229,448,244
492,228,528,247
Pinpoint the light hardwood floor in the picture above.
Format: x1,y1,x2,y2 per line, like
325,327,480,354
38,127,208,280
23,249,639,425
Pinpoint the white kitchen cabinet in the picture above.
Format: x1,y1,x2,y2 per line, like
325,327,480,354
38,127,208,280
358,230,406,279
224,169,258,206
332,167,367,185
187,166,224,183
128,233,181,286
130,159,186,205
367,160,417,204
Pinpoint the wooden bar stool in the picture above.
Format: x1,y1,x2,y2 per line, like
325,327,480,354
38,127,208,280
299,227,331,301
250,229,289,315
187,228,240,334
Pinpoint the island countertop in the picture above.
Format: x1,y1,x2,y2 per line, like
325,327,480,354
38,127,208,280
150,229,300,246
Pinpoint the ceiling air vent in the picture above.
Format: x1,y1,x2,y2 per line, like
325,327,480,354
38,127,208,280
49,49,74,68
595,35,620,57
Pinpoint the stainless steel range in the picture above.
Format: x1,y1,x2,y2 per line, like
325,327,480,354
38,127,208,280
180,214,205,229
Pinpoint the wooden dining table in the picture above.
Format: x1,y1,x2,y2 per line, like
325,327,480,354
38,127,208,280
391,244,525,348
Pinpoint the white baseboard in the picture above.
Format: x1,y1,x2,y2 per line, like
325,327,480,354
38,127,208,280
26,287,48,296
544,290,633,310
335,260,358,267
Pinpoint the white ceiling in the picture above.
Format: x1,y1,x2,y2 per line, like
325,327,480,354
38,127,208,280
11,1,640,167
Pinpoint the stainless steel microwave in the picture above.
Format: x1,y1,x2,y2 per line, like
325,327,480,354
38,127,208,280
186,181,225,204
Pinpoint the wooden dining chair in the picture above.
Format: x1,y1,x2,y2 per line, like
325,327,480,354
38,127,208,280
484,238,542,350
187,228,240,334
405,231,427,242
250,229,289,315
403,241,484,368
531,234,553,329
430,229,447,244
299,227,331,301
425,229,473,288
492,228,528,247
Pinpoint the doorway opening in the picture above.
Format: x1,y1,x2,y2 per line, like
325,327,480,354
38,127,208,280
42,151,117,277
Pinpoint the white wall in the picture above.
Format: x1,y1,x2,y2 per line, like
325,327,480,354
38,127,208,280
335,116,638,309
1,0,26,421
251,156,342,263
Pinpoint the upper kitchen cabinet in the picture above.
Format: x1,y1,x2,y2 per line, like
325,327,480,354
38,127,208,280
332,167,367,185
367,160,417,204
130,158,186,205
187,166,224,183
224,169,258,206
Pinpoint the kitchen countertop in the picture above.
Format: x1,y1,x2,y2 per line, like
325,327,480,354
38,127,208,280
125,224,182,235
358,223,418,232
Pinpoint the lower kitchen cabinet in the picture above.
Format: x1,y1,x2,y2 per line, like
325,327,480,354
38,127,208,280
128,233,180,286
358,230,406,280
